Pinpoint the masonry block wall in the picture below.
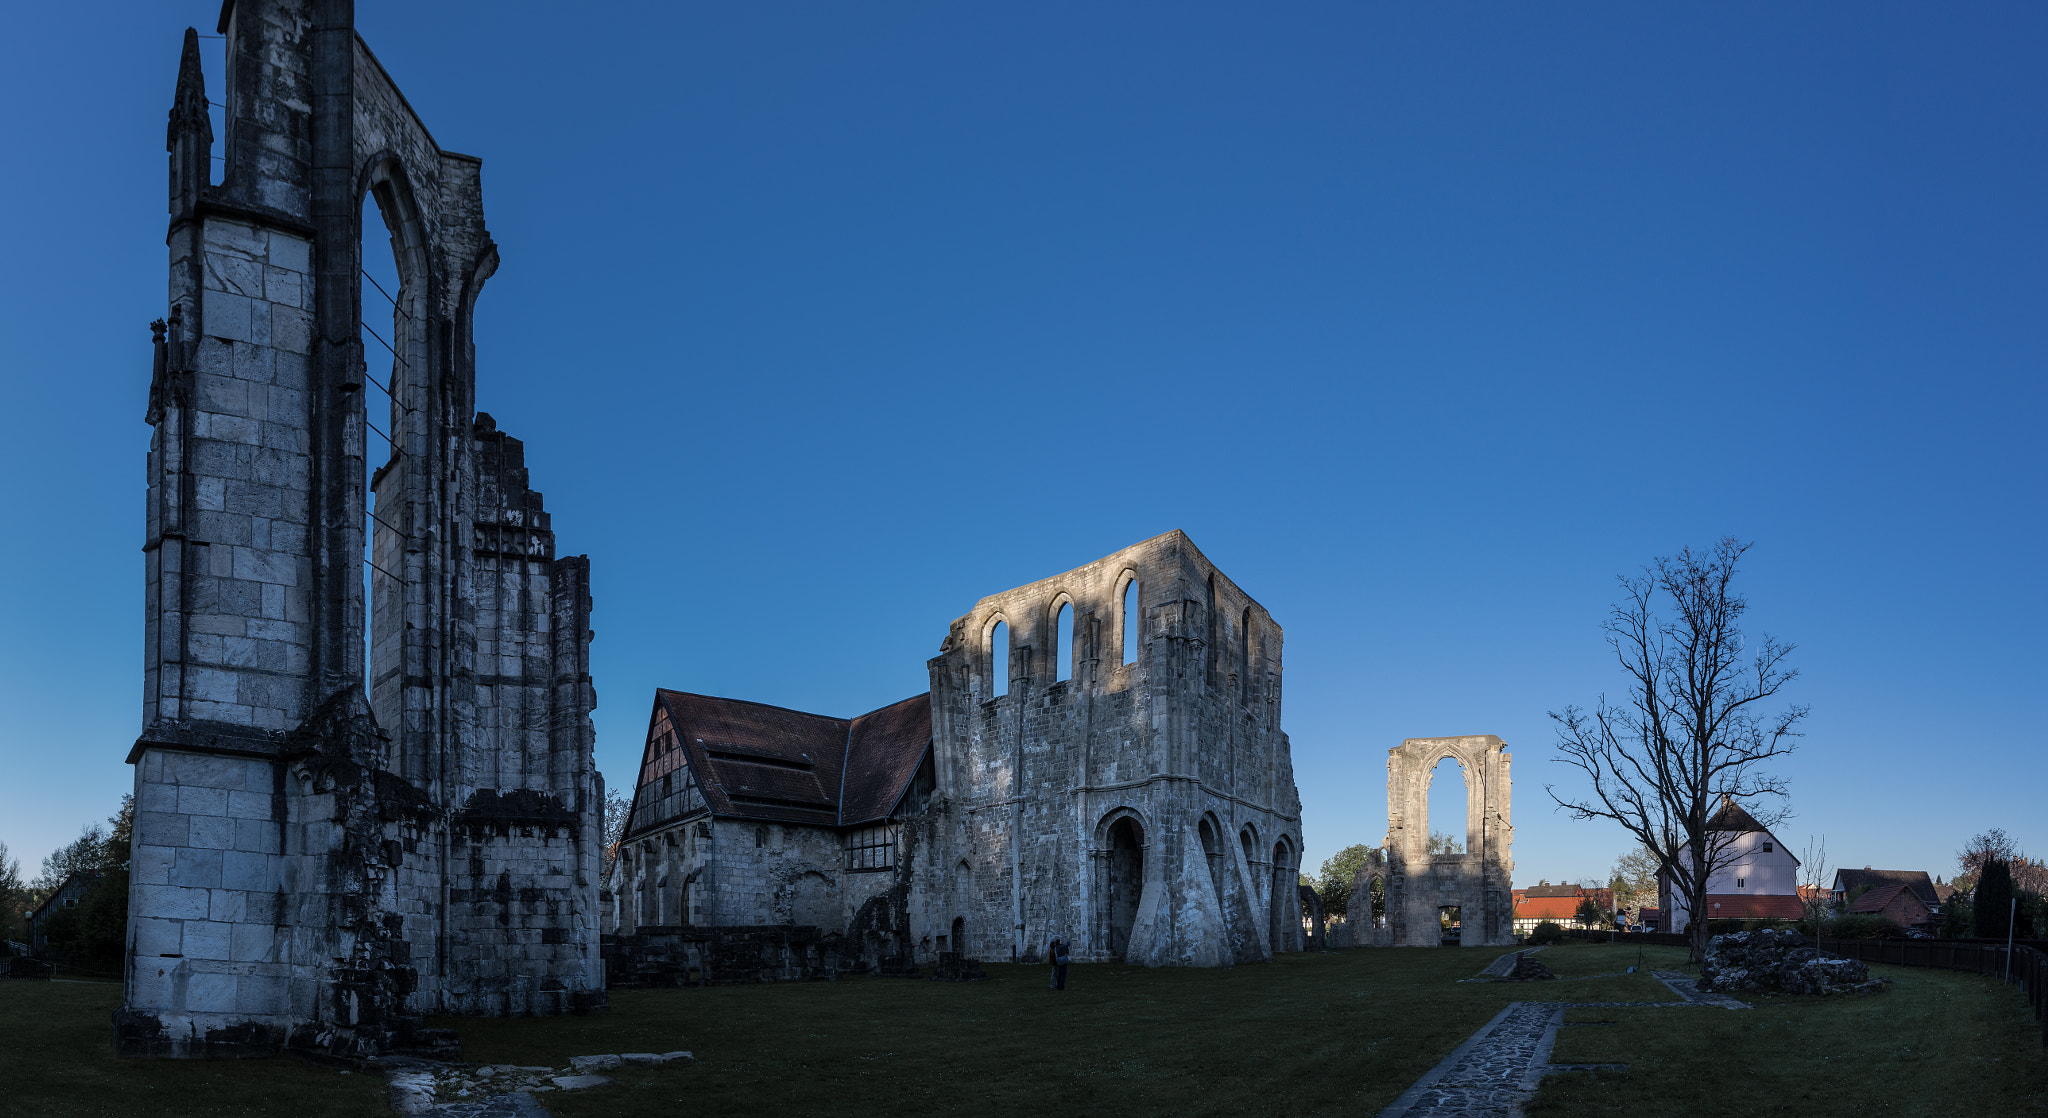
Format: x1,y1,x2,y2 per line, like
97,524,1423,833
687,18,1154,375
125,2,600,1058
1382,735,1514,947
925,530,1303,966
610,531,1305,971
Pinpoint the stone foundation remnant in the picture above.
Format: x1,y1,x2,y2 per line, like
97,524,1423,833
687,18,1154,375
610,531,1307,972
1698,929,1890,996
1349,735,1514,946
122,2,603,1058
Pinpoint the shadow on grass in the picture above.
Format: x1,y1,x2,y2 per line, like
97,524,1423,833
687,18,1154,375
1532,963,2048,1117
0,980,388,1118
440,946,1677,1117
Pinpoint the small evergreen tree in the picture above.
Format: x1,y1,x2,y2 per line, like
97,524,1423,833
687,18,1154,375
1975,859,2014,940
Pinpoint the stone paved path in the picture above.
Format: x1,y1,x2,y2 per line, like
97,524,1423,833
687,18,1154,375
1376,968,1747,1117
1473,946,1546,979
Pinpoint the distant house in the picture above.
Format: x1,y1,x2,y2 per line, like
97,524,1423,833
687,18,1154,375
1832,868,1943,919
1514,894,1583,936
1658,798,1803,933
25,871,100,954
1638,907,1662,931
1848,883,1933,929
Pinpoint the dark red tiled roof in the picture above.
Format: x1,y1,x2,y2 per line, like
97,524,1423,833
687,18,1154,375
839,693,932,826
1514,897,1585,920
626,689,931,834
1833,868,1940,909
1848,883,1912,915
1699,893,1804,920
1706,797,1769,833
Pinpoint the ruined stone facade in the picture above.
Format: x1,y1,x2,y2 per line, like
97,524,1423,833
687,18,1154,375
613,531,1305,969
1351,735,1514,947
122,3,602,1058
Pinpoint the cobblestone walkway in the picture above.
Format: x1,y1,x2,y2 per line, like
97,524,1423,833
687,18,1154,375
1376,969,1747,1117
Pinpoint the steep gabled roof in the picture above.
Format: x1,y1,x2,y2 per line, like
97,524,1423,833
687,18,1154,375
654,690,847,828
624,689,932,836
1848,883,1917,915
1706,797,1768,833
1833,868,1940,909
838,693,932,827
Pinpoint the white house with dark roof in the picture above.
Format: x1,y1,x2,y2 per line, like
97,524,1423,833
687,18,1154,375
1659,798,1803,933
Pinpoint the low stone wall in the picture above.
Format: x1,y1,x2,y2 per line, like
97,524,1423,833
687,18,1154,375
602,925,855,987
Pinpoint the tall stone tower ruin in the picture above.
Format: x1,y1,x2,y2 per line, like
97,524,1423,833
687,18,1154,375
123,2,603,1057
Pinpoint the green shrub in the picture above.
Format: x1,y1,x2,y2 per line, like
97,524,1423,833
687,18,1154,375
1826,914,1903,940
1705,918,1747,937
1527,921,1566,945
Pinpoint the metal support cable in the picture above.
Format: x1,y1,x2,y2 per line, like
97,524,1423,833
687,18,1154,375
361,269,410,319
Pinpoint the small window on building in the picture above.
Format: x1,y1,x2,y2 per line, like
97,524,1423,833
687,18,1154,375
1736,877,1746,888
755,825,767,848
844,823,899,871
1762,842,1773,852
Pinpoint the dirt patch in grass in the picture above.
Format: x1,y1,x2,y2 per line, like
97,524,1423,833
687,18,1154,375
0,981,387,1118
1531,964,2048,1117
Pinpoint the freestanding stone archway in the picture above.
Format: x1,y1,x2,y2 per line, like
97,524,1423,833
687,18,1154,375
1365,735,1514,946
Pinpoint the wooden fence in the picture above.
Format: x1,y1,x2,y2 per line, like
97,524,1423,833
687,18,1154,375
1565,928,2048,1046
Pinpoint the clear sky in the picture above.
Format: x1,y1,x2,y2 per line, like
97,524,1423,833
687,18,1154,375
1,2,2042,891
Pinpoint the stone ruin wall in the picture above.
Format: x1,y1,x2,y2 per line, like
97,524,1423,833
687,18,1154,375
923,530,1304,967
122,1,601,1058
1346,735,1515,948
605,531,1309,975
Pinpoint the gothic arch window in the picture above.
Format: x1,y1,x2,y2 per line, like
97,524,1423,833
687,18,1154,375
1052,598,1073,683
1120,574,1140,665
987,617,1009,699
1205,574,1219,689
1239,607,1253,705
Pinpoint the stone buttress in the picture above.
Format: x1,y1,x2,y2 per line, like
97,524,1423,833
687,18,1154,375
123,2,601,1058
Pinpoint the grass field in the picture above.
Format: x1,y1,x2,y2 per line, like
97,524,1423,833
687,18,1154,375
4,941,2044,1117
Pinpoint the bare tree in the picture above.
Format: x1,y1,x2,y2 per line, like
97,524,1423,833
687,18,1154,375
1797,834,1832,934
599,787,632,891
1547,539,1807,958
1610,847,1659,923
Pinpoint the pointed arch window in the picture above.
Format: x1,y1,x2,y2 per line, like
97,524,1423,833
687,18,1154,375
1120,577,1139,665
1053,601,1073,683
990,620,1009,699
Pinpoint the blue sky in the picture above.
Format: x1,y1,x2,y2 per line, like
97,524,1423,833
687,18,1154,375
1,2,2041,890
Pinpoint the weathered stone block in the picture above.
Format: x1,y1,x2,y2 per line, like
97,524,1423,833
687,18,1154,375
181,920,231,960
171,847,223,888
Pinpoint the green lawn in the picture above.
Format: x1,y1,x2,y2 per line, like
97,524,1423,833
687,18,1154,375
0,980,390,1117
1530,961,2048,1117
5,941,2043,1117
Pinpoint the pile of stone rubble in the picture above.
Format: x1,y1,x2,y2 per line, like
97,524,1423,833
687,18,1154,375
387,1051,693,1114
1697,928,1889,996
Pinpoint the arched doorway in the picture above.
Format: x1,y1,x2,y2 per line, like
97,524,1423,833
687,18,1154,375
1198,816,1225,911
1106,816,1145,960
950,915,966,955
1269,837,1294,951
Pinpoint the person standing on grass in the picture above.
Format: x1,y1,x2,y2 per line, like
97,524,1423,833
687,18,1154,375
1048,935,1070,990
